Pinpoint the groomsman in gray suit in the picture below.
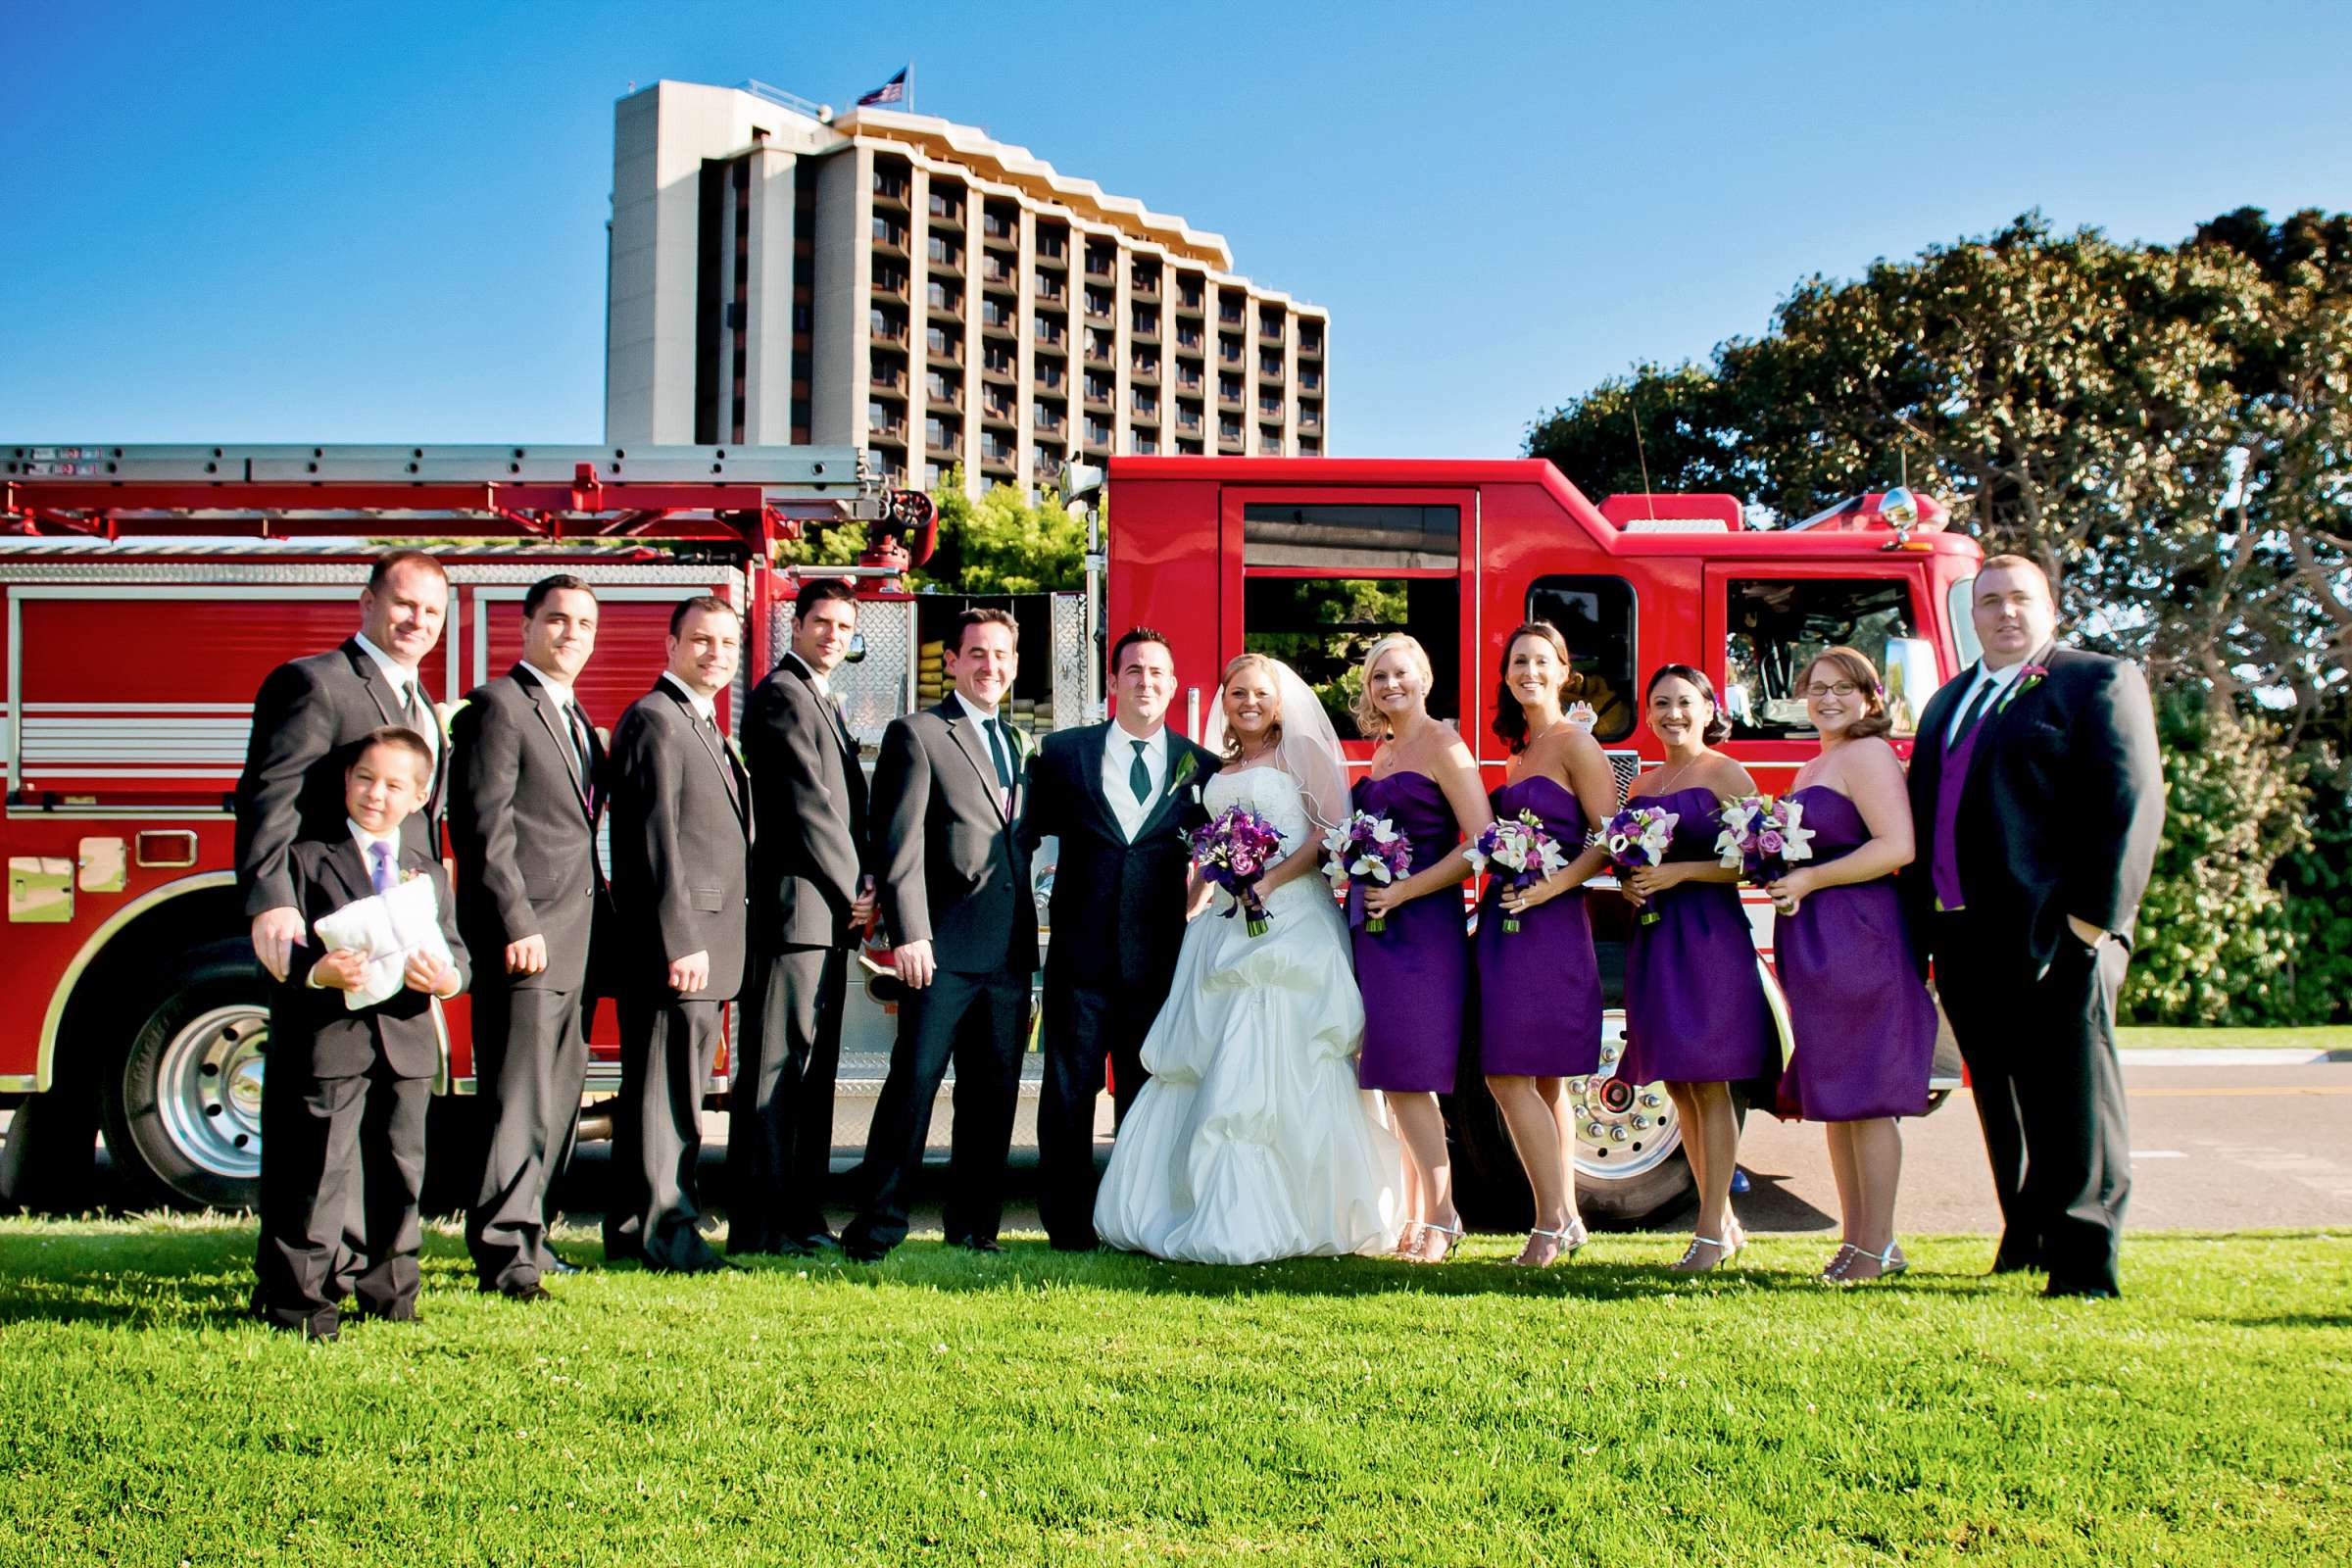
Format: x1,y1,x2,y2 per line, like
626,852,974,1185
602,596,752,1274
449,574,610,1299
844,609,1039,1261
729,577,878,1255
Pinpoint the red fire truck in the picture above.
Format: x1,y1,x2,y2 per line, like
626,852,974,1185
1,444,1977,1227
1093,456,1980,1221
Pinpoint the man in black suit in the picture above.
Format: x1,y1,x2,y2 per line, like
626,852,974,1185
253,728,467,1340
729,577,878,1255
448,574,609,1298
843,608,1039,1261
603,595,752,1273
1018,627,1218,1250
1904,554,2164,1299
236,549,450,986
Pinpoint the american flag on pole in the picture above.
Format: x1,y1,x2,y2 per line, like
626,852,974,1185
857,68,907,107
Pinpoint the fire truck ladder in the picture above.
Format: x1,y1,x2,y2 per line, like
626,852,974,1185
2,443,884,545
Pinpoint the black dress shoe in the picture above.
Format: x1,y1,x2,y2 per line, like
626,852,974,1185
348,1301,421,1324
948,1235,1004,1254
795,1231,843,1251
2043,1281,2119,1300
482,1282,554,1301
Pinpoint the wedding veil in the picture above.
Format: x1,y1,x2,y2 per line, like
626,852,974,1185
1200,658,1350,834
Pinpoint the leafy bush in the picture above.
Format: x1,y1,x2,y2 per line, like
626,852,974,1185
2124,693,2310,1024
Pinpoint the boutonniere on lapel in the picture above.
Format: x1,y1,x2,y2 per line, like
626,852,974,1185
724,733,751,775
1168,747,1200,796
431,700,463,738
398,867,424,885
2000,662,2052,712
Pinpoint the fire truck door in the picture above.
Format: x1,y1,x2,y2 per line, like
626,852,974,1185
1216,485,1480,762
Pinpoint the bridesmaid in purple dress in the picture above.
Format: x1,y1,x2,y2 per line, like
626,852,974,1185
1619,664,1777,1273
1762,646,1936,1284
1350,634,1494,1263
1477,622,1620,1267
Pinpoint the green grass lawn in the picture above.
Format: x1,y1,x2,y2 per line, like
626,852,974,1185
2117,1024,2352,1053
2,1219,2344,1567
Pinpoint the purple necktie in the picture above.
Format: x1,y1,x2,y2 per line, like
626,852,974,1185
368,841,396,895
1929,679,2002,911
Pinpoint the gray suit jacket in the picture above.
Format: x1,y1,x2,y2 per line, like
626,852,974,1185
447,665,609,993
871,698,1039,976
605,681,753,1002
745,653,870,951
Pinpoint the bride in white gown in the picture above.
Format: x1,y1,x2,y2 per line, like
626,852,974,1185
1094,654,1403,1263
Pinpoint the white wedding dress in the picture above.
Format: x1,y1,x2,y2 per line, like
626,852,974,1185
1093,763,1403,1263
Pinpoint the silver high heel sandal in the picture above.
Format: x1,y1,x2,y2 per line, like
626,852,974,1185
1669,1233,1740,1273
1512,1217,1591,1267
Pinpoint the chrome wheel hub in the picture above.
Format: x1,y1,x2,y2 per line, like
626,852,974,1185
155,1004,269,1180
1566,1010,1680,1182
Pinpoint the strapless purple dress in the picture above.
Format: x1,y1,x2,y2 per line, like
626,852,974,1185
1618,786,1776,1086
1773,786,1935,1120
1349,770,1469,1094
1475,776,1601,1077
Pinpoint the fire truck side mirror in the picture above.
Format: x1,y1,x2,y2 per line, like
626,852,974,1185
845,632,867,664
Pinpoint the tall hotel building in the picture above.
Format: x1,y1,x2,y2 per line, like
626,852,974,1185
605,80,1329,492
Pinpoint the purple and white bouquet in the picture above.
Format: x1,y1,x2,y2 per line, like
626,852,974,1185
1603,805,1680,927
1187,804,1286,937
1322,809,1414,933
1464,810,1570,934
1714,794,1817,885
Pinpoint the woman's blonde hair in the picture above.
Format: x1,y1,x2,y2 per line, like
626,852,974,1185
1351,633,1434,739
1217,652,1286,760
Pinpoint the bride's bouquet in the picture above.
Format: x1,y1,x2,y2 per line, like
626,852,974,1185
1714,794,1817,886
1322,810,1413,933
1603,805,1679,927
1187,805,1286,937
1464,810,1570,934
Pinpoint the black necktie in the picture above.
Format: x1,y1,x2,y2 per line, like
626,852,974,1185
564,702,596,808
400,682,442,815
1950,676,1999,749
985,718,1014,793
700,713,742,806
1130,738,1152,804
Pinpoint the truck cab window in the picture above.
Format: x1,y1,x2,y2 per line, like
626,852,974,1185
1724,577,1941,738
1244,576,1459,735
1525,575,1638,742
1240,502,1462,736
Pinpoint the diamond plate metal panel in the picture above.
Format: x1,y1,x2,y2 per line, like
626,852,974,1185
777,598,917,744
1048,590,1089,734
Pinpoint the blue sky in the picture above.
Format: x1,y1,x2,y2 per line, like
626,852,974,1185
4,1,2347,462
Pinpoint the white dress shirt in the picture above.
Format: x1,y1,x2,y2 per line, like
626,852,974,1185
1101,723,1168,843
954,690,1015,811
356,629,439,766
661,670,720,724
1946,659,2030,745
523,661,590,782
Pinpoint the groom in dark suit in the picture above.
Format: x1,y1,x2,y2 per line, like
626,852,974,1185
844,608,1039,1260
1904,555,2163,1299
1019,627,1219,1250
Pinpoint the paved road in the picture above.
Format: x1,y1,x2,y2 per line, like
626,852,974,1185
1732,1054,2352,1237
538,1053,2350,1239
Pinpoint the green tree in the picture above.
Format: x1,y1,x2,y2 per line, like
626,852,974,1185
1528,209,2352,1024
915,465,1090,593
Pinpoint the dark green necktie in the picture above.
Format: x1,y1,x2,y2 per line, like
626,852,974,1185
985,718,1014,792
1130,738,1152,804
